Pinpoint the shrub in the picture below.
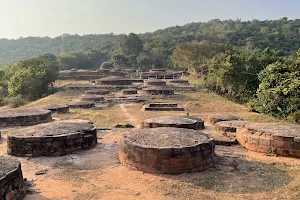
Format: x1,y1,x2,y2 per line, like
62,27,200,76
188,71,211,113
287,111,300,124
4,95,28,108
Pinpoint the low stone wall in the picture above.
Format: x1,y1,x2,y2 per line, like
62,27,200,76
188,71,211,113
81,95,105,102
68,102,95,109
106,96,146,104
168,79,189,85
171,86,196,92
143,88,174,95
42,104,69,114
142,116,204,130
0,158,24,200
95,79,133,86
144,80,166,86
0,109,52,127
236,123,300,158
208,114,244,125
85,89,110,95
120,128,215,174
7,120,97,157
215,121,248,133
143,103,184,111
58,70,125,80
121,89,138,95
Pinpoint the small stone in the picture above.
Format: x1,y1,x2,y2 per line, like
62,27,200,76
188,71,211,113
35,169,48,176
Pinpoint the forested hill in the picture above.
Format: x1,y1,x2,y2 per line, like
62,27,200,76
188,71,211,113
0,18,300,65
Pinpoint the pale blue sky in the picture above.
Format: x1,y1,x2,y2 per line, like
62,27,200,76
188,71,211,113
0,0,299,38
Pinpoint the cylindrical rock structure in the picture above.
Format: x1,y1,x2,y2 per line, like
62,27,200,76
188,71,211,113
236,123,300,158
119,127,215,174
7,119,97,157
142,116,204,130
0,109,52,127
0,157,24,200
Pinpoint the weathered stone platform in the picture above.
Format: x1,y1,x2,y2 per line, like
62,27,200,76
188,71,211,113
7,119,97,157
42,104,69,114
215,120,248,133
81,95,105,102
0,109,52,127
0,157,24,200
143,87,174,95
142,116,204,130
68,101,96,109
121,89,138,95
208,114,244,125
144,79,166,86
95,76,133,85
106,96,146,104
236,123,300,158
85,89,110,95
143,103,184,111
168,79,189,85
119,127,215,174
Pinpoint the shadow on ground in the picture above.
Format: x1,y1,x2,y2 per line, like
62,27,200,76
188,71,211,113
160,146,291,194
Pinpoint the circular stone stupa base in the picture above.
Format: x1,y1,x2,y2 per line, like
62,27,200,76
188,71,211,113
0,157,24,199
142,116,204,130
215,120,248,133
85,89,110,95
237,123,300,158
208,114,244,125
120,127,215,174
68,101,96,109
0,108,52,127
168,79,189,85
42,104,69,114
7,119,97,157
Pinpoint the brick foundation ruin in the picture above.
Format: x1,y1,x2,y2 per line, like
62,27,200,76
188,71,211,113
81,95,105,102
168,79,189,85
0,109,52,127
85,89,110,95
144,80,167,86
121,89,138,95
237,123,300,158
42,104,70,114
119,127,215,174
95,76,133,85
0,157,24,200
106,96,146,104
68,102,96,109
7,120,97,157
143,88,174,95
208,114,244,125
215,120,248,133
143,103,184,111
142,116,204,130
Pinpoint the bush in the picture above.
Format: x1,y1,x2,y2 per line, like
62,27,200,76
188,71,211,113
287,111,300,124
100,62,114,70
4,95,28,108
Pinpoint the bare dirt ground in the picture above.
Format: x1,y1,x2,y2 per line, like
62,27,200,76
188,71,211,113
1,82,300,200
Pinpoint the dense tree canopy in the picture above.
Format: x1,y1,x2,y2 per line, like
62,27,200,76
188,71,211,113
0,18,299,66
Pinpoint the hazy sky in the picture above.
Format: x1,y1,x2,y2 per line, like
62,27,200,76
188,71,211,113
0,0,299,38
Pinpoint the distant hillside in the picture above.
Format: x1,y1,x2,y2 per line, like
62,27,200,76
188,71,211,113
0,18,299,65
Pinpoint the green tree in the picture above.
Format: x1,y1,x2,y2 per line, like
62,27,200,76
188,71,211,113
120,33,143,56
111,54,130,69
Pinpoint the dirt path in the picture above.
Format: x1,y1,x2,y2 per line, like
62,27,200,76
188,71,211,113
119,104,140,128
